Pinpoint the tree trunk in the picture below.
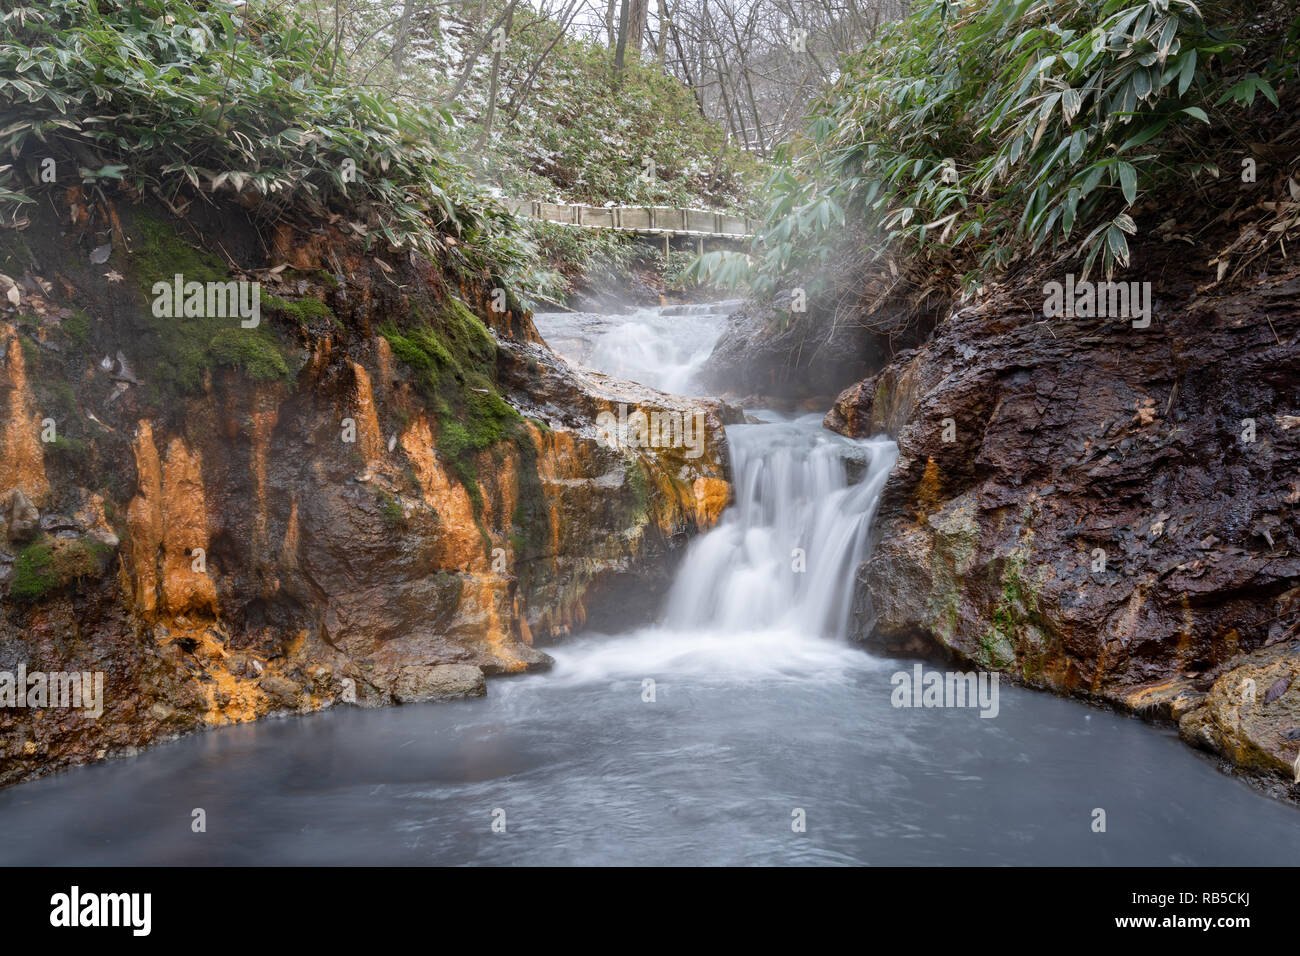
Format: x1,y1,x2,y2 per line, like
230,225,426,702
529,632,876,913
447,0,519,106
656,0,669,67
667,16,705,116
628,0,649,60
475,3,515,148
391,0,415,72
613,0,630,78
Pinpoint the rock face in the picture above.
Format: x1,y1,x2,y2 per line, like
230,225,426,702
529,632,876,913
0,197,731,786
828,256,1300,795
699,290,933,403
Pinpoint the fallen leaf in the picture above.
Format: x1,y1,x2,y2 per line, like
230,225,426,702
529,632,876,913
1265,676,1291,703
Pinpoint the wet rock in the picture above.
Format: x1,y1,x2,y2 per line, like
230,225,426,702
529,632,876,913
699,301,872,401
1179,642,1300,789
693,475,730,521
390,663,486,703
700,284,936,403
838,250,1300,792
39,513,78,534
1265,676,1291,703
88,529,120,549
149,702,176,722
258,674,303,709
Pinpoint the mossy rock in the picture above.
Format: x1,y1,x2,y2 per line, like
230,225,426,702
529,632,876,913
61,309,91,347
379,295,553,560
376,490,407,530
9,536,114,604
380,298,519,507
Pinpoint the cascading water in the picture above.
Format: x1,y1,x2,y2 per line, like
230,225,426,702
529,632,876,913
545,411,897,686
534,300,737,395
530,302,899,684
664,419,896,640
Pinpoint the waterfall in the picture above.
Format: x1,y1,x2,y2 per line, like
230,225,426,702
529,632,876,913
532,303,899,655
664,414,897,639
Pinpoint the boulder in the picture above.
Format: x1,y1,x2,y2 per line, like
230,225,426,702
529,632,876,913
6,489,39,543
1180,641,1300,790
390,663,486,703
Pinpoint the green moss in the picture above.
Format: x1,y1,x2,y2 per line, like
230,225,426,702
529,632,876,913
44,435,87,459
376,491,407,530
384,323,456,383
264,294,332,326
10,542,55,603
61,309,91,347
132,211,228,290
46,381,80,421
9,537,111,604
626,457,651,518
379,297,521,514
128,211,289,397
510,427,551,568
18,334,39,371
0,232,28,275
982,610,1018,670
208,328,290,381
980,548,1044,671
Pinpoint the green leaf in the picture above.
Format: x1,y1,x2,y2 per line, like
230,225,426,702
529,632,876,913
1177,49,1196,96
1106,224,1130,268
1117,161,1138,204
1118,117,1171,151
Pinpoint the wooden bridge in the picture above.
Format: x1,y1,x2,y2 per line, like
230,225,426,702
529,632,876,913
500,199,758,255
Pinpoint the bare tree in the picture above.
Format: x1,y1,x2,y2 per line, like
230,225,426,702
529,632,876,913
289,0,910,159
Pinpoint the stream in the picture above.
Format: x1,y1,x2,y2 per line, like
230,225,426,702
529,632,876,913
0,300,1295,866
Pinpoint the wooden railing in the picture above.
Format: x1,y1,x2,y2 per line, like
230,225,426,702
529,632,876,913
501,199,758,239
